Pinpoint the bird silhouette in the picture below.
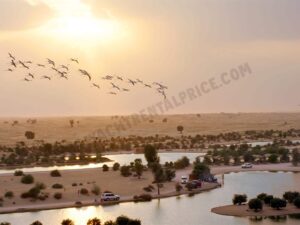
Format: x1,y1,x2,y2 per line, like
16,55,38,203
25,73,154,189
122,88,130,92
116,76,123,81
136,79,143,84
37,64,45,67
60,74,68,80
10,60,17,68
102,75,113,80
153,82,168,89
18,60,29,69
25,61,32,64
6,68,13,72
111,82,120,91
8,53,15,60
27,73,34,79
61,65,69,71
108,92,117,95
157,89,167,99
144,84,152,88
70,58,79,64
78,69,91,81
41,76,51,80
92,83,100,89
23,78,31,82
128,79,137,86
47,58,55,67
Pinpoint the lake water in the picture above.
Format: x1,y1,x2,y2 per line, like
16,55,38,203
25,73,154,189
1,171,300,225
0,152,205,174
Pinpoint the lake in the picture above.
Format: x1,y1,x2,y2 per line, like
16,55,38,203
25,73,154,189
0,152,205,174
1,171,300,225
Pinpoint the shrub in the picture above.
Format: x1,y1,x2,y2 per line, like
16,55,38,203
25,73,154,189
164,168,175,181
87,218,101,225
133,194,152,202
14,170,24,176
143,186,152,192
54,193,62,200
72,183,77,187
52,183,64,189
25,131,35,139
0,223,11,225
120,165,131,177
4,191,14,199
248,198,263,212
270,198,287,210
232,194,247,205
294,197,300,208
22,187,41,199
102,164,109,172
50,170,61,177
35,182,46,190
257,193,267,201
21,174,34,184
116,216,130,225
174,156,190,169
80,188,89,195
91,185,100,196
176,183,183,192
283,191,300,203
264,195,274,205
61,219,74,225
113,163,120,171
30,221,43,225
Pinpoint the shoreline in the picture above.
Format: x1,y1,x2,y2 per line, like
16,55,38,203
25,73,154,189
0,183,220,215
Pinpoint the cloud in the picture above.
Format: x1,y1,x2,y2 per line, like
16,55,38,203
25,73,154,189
0,0,54,31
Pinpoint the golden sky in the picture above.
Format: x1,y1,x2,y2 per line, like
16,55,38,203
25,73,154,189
0,0,300,116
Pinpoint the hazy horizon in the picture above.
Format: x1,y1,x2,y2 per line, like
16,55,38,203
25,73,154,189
1,0,300,117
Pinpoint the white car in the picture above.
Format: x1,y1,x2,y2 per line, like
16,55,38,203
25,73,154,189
241,163,253,169
181,175,189,184
101,193,120,201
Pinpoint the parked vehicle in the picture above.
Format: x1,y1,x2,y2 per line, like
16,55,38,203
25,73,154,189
101,193,120,201
241,163,253,169
181,175,189,184
191,180,202,188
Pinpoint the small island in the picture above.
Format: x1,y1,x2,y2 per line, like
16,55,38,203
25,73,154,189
212,192,300,217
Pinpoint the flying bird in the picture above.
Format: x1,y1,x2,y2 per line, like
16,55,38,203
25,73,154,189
111,82,120,90
8,53,15,60
136,79,143,84
102,75,113,80
128,79,137,86
23,78,31,82
51,67,58,72
116,76,123,81
27,73,34,79
10,60,17,68
153,82,168,90
47,58,55,66
41,76,51,80
144,84,152,88
122,88,130,92
157,89,167,99
78,69,91,81
70,58,79,64
61,65,69,71
25,61,32,64
18,60,29,69
37,63,45,67
108,92,117,95
6,68,13,72
92,83,100,89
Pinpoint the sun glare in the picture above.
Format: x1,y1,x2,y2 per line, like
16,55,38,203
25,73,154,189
43,15,122,43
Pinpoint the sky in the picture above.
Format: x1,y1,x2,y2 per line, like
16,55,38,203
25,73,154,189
0,0,299,117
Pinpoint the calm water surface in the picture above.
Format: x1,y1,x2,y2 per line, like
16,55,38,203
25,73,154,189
1,171,300,225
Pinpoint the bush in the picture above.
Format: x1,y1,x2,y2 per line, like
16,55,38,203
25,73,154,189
0,223,11,225
164,168,176,181
72,183,77,187
248,198,263,212
283,191,300,203
176,183,183,192
174,156,190,169
133,194,152,202
113,163,120,171
14,170,24,176
52,183,64,189
232,194,247,205
270,198,287,210
80,188,89,195
91,185,100,196
50,170,61,177
25,131,35,139
116,216,130,225
120,165,131,177
30,221,43,225
264,195,274,205
54,192,62,200
4,191,14,199
21,174,34,184
35,182,46,190
257,193,267,201
21,187,41,199
102,164,109,172
294,197,300,208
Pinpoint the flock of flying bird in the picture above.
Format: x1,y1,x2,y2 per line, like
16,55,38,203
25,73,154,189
5,53,168,99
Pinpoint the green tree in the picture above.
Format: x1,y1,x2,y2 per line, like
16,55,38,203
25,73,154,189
248,198,263,212
144,145,159,166
232,194,247,205
120,165,131,177
25,131,35,140
134,159,143,179
30,221,43,225
292,149,300,166
21,174,34,184
102,164,109,172
294,197,300,208
270,198,287,210
264,195,274,205
113,163,120,171
192,160,210,179
268,154,278,163
177,125,184,134
151,163,165,196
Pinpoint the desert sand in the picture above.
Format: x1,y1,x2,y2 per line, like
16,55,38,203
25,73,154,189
1,113,300,145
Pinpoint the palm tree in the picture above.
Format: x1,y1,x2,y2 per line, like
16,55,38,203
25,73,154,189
87,218,101,225
61,219,74,225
